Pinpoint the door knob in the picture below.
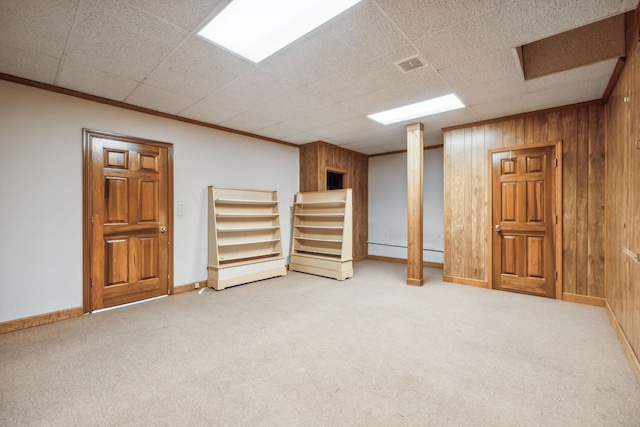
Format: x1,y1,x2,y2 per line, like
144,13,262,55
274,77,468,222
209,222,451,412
493,224,501,232
160,225,166,233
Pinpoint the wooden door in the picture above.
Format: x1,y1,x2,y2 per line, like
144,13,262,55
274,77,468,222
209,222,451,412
491,145,557,298
84,130,172,310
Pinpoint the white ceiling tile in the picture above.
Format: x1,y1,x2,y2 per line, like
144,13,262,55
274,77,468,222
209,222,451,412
331,136,377,148
416,0,626,72
57,62,139,101
253,123,301,140
472,77,605,120
205,69,300,112
330,132,391,148
122,0,227,31
478,0,514,8
310,117,380,140
0,45,60,84
318,136,342,145
306,45,435,103
466,103,510,121
422,108,479,129
342,73,451,115
144,37,255,99
253,88,335,123
374,132,447,148
456,76,527,106
332,143,368,154
260,1,407,86
1,0,629,155
538,76,605,102
375,0,487,40
598,78,609,95
286,88,334,112
280,103,362,132
0,0,78,58
281,133,323,145
217,107,283,132
337,121,444,150
522,0,628,34
510,0,626,46
219,87,334,132
334,126,401,146
524,59,618,93
126,83,198,115
377,142,408,152
65,0,187,81
332,132,379,150
178,99,241,125
439,50,521,89
414,5,517,71
489,0,625,50
327,116,450,151
357,146,385,155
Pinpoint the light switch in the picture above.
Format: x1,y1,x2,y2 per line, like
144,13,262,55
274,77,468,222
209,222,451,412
178,208,184,216
178,197,184,206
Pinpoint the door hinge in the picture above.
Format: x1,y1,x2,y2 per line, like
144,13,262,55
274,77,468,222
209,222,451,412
91,215,94,224
555,272,558,280
90,278,93,288
555,215,558,224
554,158,558,167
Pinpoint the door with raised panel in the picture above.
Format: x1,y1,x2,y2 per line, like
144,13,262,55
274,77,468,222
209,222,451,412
85,130,171,310
491,145,556,298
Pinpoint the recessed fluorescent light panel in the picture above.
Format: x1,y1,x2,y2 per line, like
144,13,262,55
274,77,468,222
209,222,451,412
198,0,363,63
367,94,465,125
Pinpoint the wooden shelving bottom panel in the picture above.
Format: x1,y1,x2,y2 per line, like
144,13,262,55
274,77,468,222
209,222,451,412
207,257,286,291
289,253,353,281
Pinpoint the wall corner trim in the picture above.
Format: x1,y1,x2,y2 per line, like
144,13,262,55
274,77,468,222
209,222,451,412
605,301,640,385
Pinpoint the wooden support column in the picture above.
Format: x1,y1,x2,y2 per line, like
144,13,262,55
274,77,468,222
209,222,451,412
407,123,424,286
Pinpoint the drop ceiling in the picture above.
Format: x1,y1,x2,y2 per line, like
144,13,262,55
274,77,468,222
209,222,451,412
1,0,637,154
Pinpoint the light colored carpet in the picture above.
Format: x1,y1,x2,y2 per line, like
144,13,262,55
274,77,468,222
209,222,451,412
1,260,639,426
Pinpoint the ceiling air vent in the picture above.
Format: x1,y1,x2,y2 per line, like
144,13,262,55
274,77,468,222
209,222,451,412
394,55,426,73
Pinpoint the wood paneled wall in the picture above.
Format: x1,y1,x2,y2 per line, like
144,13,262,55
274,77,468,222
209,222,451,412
299,141,368,260
443,103,606,298
605,8,640,373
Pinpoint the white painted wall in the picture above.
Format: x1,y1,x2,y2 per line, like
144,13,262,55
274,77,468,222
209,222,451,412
368,148,444,264
0,80,299,322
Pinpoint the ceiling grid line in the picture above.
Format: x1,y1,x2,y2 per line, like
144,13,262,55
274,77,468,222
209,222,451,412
0,0,636,153
53,0,85,86
116,0,231,106
368,0,462,109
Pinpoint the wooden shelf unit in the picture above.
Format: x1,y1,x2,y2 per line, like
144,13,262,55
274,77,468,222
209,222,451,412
207,187,286,290
289,189,353,280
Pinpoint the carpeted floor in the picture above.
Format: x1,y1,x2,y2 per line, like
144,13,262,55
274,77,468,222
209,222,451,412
1,260,639,426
